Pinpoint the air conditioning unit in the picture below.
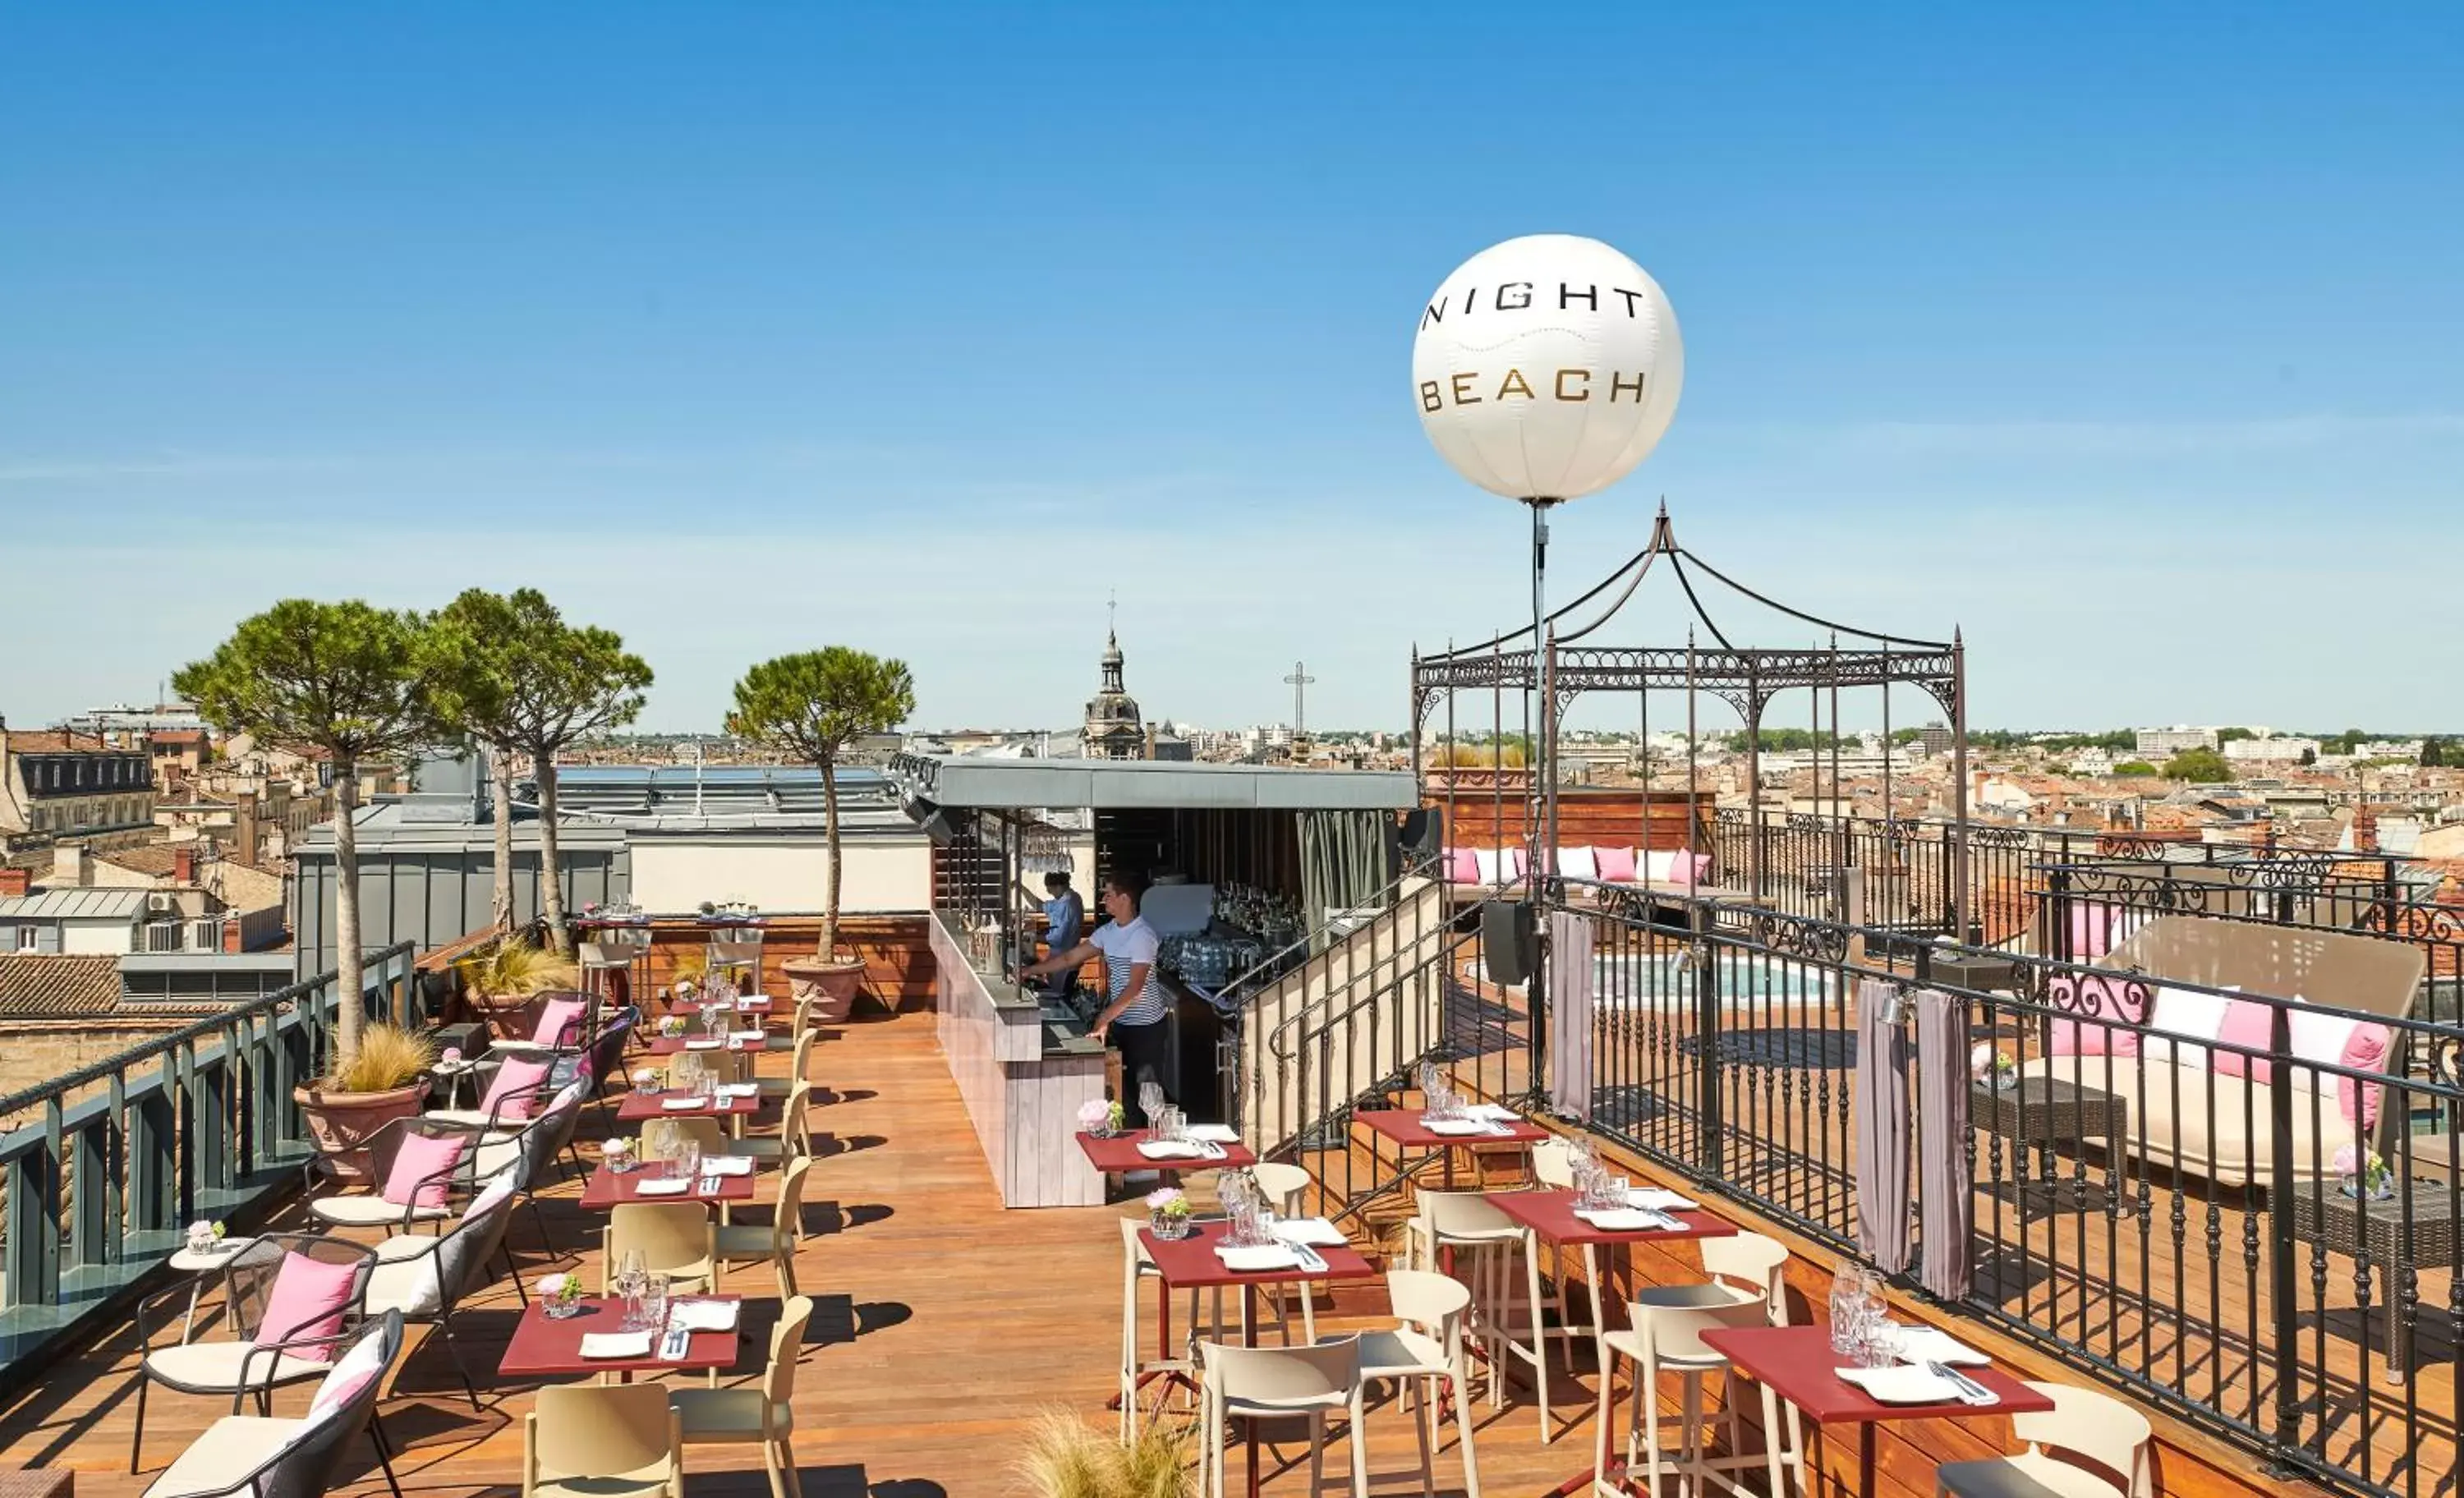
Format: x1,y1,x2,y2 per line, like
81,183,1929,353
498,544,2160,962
147,893,176,915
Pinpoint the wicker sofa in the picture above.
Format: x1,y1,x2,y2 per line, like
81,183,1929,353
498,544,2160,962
2018,915,2424,1188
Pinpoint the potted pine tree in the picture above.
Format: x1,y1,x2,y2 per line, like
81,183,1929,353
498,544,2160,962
177,599,451,1175
726,648,915,1023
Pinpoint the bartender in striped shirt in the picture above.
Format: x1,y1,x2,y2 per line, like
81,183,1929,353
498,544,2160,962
1019,869,1169,1127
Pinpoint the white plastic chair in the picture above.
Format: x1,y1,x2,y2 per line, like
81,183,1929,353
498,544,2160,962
1934,1381,2154,1498
1595,1232,1800,1498
1409,1188,1557,1441
1199,1336,1370,1498
1341,1270,1481,1498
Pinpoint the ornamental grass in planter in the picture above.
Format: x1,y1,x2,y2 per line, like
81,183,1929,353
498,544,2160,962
1015,1409,1192,1498
459,937,579,1037
297,1022,439,1179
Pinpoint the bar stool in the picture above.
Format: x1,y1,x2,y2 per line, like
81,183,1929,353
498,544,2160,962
1199,1337,1370,1498
1408,1189,1556,1441
1594,1232,1799,1498
706,935,763,998
579,929,649,1011
1345,1270,1481,1498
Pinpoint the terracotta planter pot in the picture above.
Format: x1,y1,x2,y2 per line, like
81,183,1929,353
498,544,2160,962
295,1078,430,1181
783,954,867,1024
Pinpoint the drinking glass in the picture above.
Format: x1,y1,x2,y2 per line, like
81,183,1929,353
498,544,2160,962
1139,1081,1165,1126
1606,1174,1630,1209
678,1140,702,1183
641,1273,670,1337
1827,1265,1862,1353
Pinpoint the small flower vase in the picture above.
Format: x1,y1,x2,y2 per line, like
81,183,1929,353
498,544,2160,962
1151,1208,1193,1241
545,1295,584,1320
2342,1174,2395,1202
186,1226,218,1256
1991,1068,2020,1093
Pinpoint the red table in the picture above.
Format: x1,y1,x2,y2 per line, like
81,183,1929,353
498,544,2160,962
675,996,774,1017
1489,1188,1739,1344
1700,1324,2053,1498
1076,1130,1257,1178
643,1034,770,1058
579,1164,757,1210
616,1088,764,1123
1133,1217,1381,1477
499,1295,747,1382
1354,1108,1550,1187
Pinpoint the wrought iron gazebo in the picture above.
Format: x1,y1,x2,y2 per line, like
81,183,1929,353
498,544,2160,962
1410,504,1976,939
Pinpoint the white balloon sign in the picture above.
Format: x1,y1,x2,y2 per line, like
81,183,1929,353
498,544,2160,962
1412,234,1684,500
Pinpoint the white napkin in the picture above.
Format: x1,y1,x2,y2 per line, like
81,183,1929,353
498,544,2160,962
1836,1364,1968,1404
1573,1206,1667,1232
632,1177,691,1196
730,1028,767,1045
666,1298,740,1333
1138,1139,1206,1160
1889,1326,1990,1367
660,1096,706,1110
716,1082,760,1100
581,1331,654,1360
1215,1243,1303,1272
685,1038,724,1051
1630,1188,1699,1212
1464,1103,1519,1123
1185,1124,1241,1144
1422,1118,1487,1136
702,1155,755,1176
1270,1217,1347,1248
736,997,765,1011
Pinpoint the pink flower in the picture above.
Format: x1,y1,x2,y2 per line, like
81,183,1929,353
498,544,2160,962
2333,1144,2359,1177
1145,1187,1185,1211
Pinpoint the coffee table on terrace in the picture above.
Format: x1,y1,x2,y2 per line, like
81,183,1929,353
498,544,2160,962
2291,1177,2463,1382
499,1295,746,1383
1701,1324,2055,1498
1970,1077,2129,1209
1354,1108,1551,1188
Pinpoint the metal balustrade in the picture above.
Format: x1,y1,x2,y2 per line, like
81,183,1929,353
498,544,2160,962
0,940,420,1394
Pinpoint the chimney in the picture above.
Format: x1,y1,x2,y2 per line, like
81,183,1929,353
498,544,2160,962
0,867,27,898
174,847,196,885
53,843,86,888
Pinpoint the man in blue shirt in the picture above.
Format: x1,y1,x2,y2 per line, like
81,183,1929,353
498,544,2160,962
1037,871,1084,1000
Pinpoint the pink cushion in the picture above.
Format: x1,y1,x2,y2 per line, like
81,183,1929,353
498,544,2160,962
1595,845,1638,881
2063,903,2140,961
1445,848,1479,884
2341,1022,2391,1128
308,1328,390,1418
255,1252,359,1362
1682,851,1712,886
381,1131,469,1208
481,1056,553,1123
2213,999,2277,1081
531,997,588,1048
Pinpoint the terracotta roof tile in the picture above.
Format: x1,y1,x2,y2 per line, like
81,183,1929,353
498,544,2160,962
0,956,121,1018
94,846,186,879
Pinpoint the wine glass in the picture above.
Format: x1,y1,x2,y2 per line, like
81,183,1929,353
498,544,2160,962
1138,1081,1165,1128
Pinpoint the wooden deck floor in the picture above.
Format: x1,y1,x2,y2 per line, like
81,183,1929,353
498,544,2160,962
0,1002,1722,1498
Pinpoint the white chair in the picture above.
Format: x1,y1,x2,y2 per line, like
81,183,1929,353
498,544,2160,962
139,1311,406,1498
1409,1188,1557,1441
1340,1270,1480,1498
524,1383,683,1498
706,935,764,997
1252,1160,1320,1344
671,1294,813,1498
716,1155,810,1299
1116,1216,1198,1441
1934,1382,2154,1498
1199,1336,1370,1498
1530,1138,1579,1188
1594,1232,1799,1498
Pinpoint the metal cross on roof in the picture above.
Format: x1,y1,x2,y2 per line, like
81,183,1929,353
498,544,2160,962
1283,661,1317,737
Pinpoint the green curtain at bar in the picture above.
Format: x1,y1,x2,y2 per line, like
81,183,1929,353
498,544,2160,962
1299,811,1393,953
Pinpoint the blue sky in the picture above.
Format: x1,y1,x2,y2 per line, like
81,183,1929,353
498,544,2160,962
2,4,2458,735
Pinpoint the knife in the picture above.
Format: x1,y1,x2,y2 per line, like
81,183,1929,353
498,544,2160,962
1292,1241,1328,1272
1928,1361,1996,1405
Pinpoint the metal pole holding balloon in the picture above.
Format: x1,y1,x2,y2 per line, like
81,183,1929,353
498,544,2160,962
1412,234,1685,1108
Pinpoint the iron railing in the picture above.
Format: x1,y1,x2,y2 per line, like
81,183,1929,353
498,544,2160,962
1555,885,2462,1498
0,941,421,1390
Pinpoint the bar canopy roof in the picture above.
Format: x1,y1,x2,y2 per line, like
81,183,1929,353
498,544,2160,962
887,751,1416,812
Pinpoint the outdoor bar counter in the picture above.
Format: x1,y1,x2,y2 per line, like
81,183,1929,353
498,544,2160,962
929,912,1110,1207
